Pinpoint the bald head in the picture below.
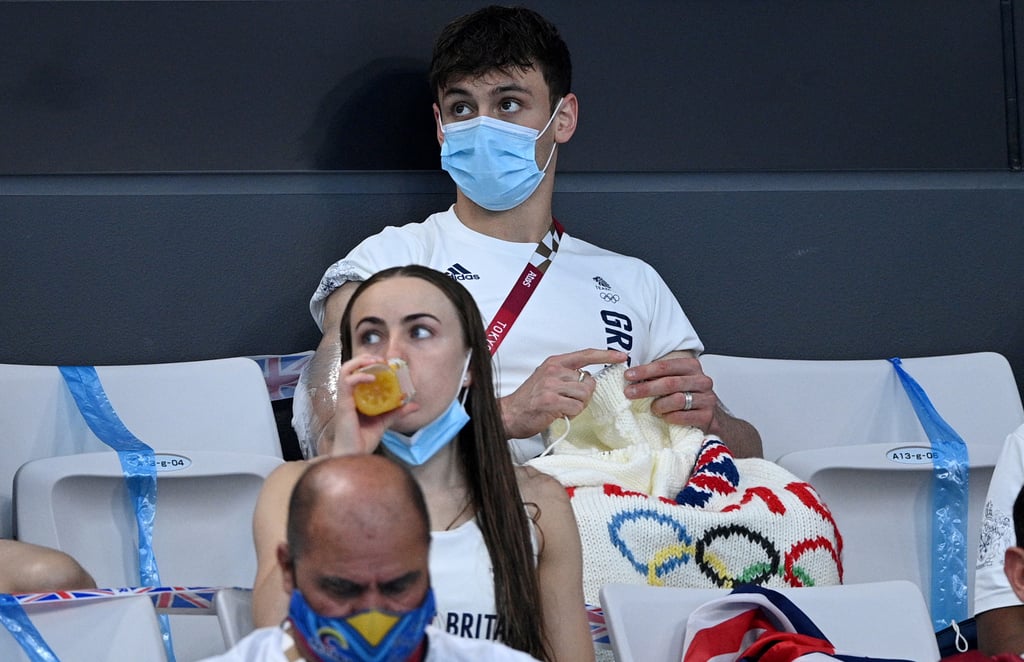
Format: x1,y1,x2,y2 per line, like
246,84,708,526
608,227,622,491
280,455,433,618
286,454,430,560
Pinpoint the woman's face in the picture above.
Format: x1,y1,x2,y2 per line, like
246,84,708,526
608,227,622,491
347,276,470,433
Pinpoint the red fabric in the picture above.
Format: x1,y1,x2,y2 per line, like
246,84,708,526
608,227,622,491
684,607,839,662
405,638,428,662
683,608,778,661
740,632,837,662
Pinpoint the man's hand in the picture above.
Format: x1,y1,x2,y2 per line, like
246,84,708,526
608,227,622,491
623,353,715,428
500,348,628,440
624,352,763,458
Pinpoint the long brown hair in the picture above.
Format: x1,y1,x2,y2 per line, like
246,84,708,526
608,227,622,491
339,265,550,660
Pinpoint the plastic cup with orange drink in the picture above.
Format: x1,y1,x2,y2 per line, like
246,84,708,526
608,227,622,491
353,359,415,416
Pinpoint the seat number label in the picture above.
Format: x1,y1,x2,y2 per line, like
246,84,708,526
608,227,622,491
886,446,936,464
154,453,192,472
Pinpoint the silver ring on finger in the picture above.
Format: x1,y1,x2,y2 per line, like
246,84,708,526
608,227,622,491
683,391,694,411
577,368,588,383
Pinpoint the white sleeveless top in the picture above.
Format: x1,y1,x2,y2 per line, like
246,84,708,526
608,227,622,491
430,518,501,641
429,516,539,642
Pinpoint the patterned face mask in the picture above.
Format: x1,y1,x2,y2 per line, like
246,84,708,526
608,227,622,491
286,588,436,662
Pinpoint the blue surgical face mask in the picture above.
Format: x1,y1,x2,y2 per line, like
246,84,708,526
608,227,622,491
286,588,436,662
380,353,471,466
440,98,564,212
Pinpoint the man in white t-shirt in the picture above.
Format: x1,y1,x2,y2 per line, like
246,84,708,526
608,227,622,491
975,423,1024,654
201,454,538,662
294,6,761,463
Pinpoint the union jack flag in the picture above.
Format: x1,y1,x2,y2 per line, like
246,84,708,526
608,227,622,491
675,438,739,507
145,586,219,613
16,590,88,603
681,586,911,661
248,352,314,401
16,585,225,614
586,603,610,646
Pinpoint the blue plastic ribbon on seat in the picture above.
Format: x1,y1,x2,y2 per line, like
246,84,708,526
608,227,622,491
889,357,969,630
59,365,176,662
0,594,59,662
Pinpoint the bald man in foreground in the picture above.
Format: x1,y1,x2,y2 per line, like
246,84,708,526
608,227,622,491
202,454,539,661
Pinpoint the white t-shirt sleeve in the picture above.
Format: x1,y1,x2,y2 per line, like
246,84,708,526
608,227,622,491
975,423,1024,615
642,265,703,360
299,224,429,454
309,225,429,331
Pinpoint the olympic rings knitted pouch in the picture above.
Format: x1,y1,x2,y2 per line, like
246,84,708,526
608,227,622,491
527,364,844,608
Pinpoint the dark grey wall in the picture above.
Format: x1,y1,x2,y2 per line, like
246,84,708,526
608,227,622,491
0,0,1017,172
3,171,1023,371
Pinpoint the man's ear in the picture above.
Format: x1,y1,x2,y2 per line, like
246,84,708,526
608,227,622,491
553,93,578,144
433,103,445,146
1005,546,1024,602
278,543,297,594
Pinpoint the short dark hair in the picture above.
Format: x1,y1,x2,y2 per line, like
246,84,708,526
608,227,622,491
1014,484,1024,547
429,5,571,112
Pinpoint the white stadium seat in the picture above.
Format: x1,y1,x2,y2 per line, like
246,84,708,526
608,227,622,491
0,357,283,661
0,358,282,539
777,441,998,614
701,352,1023,461
13,451,281,661
600,580,939,662
702,352,1023,619
1,595,167,662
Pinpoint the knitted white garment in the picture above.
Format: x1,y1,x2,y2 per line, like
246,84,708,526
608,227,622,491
533,364,706,498
527,364,844,608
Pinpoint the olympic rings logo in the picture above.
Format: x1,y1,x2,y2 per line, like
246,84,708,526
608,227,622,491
607,510,838,589
696,525,779,587
609,509,693,581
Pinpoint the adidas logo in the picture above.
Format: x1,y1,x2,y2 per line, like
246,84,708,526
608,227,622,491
593,276,612,290
446,263,480,281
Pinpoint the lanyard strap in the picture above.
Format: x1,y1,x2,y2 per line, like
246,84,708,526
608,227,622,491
485,219,564,355
889,357,969,630
59,366,176,662
0,594,59,662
